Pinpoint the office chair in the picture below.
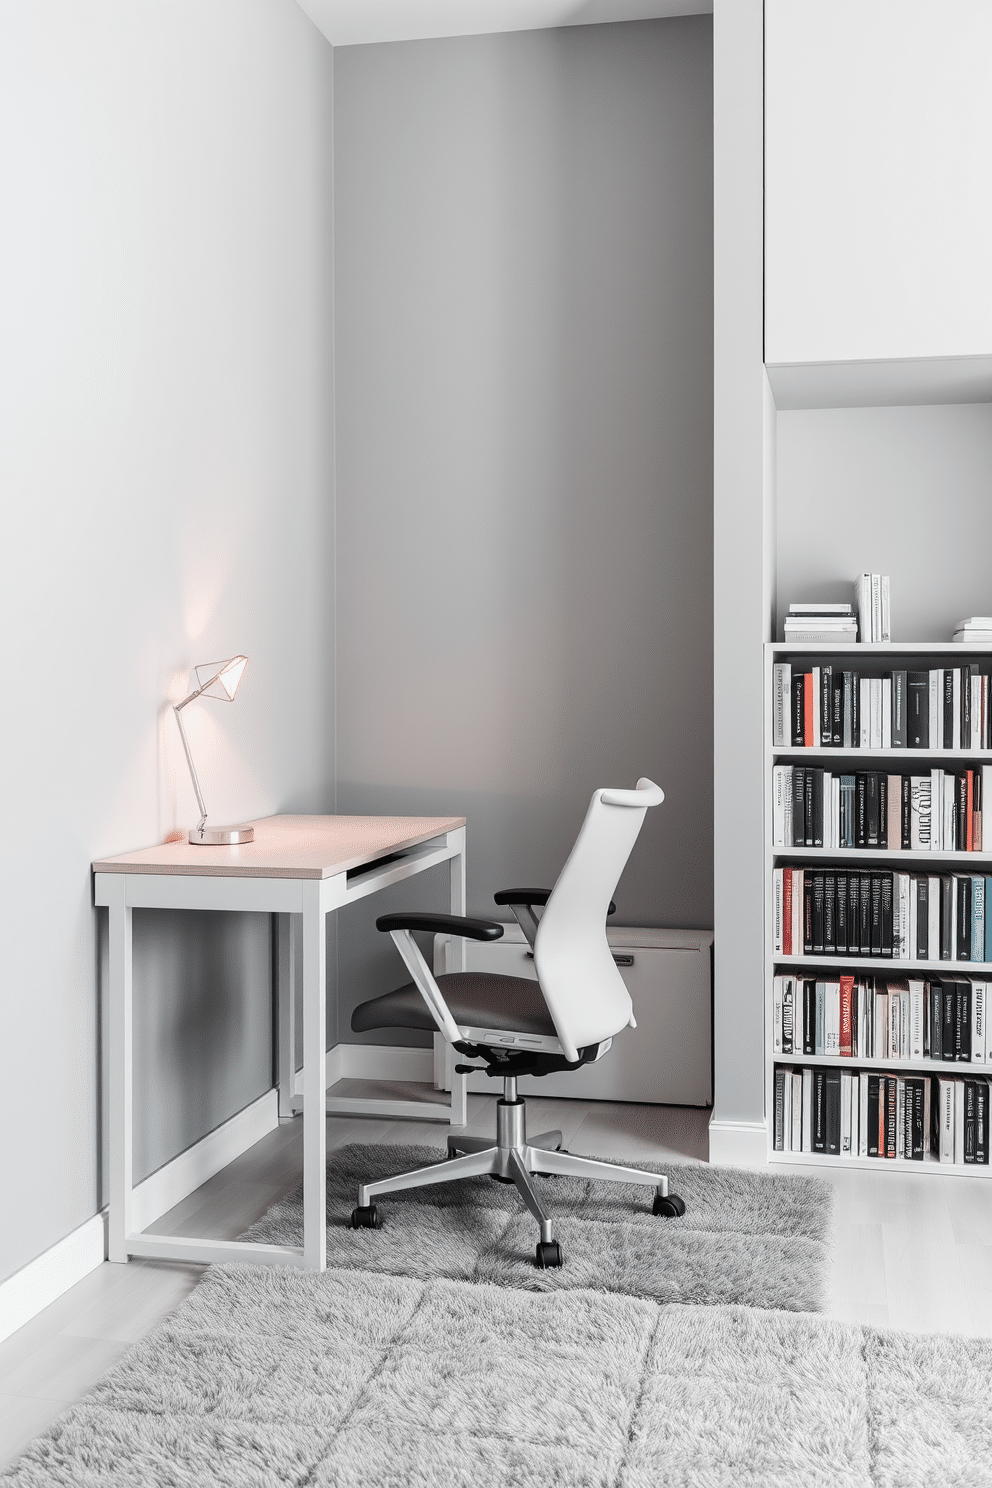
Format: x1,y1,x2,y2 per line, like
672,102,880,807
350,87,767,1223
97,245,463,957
348,778,685,1268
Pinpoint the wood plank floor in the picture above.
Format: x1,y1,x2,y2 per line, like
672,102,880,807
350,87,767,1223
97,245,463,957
1,1090,990,1470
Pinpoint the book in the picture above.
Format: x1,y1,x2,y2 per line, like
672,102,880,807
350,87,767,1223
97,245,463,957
907,671,929,748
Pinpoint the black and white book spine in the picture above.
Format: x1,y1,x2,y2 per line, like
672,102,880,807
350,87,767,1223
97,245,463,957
773,871,783,955
893,669,908,749
782,978,795,1055
811,666,821,750
801,1068,813,1153
859,678,871,748
820,666,832,747
880,575,890,643
954,1078,965,1165
939,1076,955,1164
929,670,942,751
975,669,987,749
843,672,855,748
840,1070,853,1154
773,975,783,1053
858,1070,869,1156
907,671,929,749
909,979,925,1059
910,776,932,851
943,668,954,750
791,1068,803,1153
772,766,789,847
772,663,791,748
774,1067,786,1151
882,675,892,749
952,668,961,750
974,980,986,1065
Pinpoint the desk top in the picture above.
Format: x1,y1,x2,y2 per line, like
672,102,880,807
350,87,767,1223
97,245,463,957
92,813,465,881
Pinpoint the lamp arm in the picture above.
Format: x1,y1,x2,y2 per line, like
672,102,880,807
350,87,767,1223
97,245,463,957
173,702,208,830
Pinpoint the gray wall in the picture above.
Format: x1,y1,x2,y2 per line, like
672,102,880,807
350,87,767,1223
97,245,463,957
333,17,714,1036
777,403,992,641
0,0,334,1282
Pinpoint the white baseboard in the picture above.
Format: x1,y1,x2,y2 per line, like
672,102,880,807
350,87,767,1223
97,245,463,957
0,1212,106,1346
0,1088,280,1346
131,1088,279,1233
292,1042,435,1094
707,1117,768,1168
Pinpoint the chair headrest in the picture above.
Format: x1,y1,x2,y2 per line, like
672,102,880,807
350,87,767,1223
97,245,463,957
599,777,665,809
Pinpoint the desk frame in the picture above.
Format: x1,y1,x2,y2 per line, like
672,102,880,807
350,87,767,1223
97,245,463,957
95,825,466,1272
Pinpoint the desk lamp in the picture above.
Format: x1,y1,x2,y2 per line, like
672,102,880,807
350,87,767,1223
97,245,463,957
173,655,255,845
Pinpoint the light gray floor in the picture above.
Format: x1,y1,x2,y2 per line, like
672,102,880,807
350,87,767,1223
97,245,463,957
1,1087,990,1471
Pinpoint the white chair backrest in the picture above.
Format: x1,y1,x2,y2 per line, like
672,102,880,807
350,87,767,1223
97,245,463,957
533,777,664,1062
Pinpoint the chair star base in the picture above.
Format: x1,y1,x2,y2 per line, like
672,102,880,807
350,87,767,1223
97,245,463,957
350,1077,683,1265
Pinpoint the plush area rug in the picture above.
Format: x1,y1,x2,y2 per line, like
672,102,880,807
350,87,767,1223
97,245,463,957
240,1142,834,1313
5,1265,991,1487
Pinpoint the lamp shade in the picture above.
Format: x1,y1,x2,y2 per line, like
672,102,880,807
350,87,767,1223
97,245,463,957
194,655,248,701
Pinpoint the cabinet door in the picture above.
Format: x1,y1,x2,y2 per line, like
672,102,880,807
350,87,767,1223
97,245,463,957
765,0,992,366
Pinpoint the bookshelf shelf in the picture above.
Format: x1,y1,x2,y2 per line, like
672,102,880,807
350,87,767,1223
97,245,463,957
769,642,992,655
774,1052,984,1074
765,642,992,1173
772,747,992,762
774,955,992,974
766,1149,983,1176
774,846,992,864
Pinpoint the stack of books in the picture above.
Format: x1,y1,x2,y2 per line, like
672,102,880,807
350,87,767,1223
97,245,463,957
953,618,992,644
782,603,858,643
854,573,891,642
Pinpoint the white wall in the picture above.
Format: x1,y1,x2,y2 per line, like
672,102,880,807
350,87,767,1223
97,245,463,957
765,0,992,365
0,0,334,1282
332,19,714,1039
777,403,992,641
710,0,768,1141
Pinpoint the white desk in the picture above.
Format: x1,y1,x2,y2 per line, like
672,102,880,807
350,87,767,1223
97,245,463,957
93,813,466,1272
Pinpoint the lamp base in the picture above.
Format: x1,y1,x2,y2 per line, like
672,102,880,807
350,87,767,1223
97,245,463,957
188,825,255,846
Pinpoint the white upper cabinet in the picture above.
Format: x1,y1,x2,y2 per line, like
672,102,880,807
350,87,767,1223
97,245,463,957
765,0,992,367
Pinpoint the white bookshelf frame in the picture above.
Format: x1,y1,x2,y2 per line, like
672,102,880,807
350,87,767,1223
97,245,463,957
764,641,992,1177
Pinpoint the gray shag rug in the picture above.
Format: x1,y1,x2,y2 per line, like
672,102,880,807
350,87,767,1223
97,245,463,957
240,1142,834,1313
5,1264,992,1487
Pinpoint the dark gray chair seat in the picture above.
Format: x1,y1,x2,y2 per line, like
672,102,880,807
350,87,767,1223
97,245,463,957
351,971,557,1037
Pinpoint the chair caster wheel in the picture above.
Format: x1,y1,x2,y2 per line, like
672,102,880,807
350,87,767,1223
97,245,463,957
535,1241,564,1269
350,1204,381,1229
652,1193,685,1218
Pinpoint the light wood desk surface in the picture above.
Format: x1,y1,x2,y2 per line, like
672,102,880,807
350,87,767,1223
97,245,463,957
92,812,466,881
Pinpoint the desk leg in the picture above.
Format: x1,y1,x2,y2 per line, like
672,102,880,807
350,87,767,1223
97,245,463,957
275,913,296,1120
107,877,133,1263
447,827,468,1128
302,881,327,1271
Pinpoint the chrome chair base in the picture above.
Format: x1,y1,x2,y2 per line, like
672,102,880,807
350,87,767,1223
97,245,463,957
352,1077,676,1258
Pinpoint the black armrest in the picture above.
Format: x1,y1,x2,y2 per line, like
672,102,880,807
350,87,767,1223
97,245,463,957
494,887,617,915
376,912,504,941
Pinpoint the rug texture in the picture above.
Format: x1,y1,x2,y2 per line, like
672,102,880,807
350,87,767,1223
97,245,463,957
240,1142,834,1313
5,1264,991,1488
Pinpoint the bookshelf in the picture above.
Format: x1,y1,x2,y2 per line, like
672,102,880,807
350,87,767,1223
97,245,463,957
765,641,992,1176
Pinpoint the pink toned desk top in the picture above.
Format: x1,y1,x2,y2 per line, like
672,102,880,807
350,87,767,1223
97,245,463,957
92,814,465,881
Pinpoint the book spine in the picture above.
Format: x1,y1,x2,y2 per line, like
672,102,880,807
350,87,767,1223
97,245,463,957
839,974,854,1056
804,672,814,749
774,1067,785,1151
820,665,832,747
974,980,986,1065
972,877,985,964
782,978,794,1055
792,674,805,748
772,664,790,748
943,668,954,749
832,675,843,747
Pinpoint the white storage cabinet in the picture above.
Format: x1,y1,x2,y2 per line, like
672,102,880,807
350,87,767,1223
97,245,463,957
436,925,712,1106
